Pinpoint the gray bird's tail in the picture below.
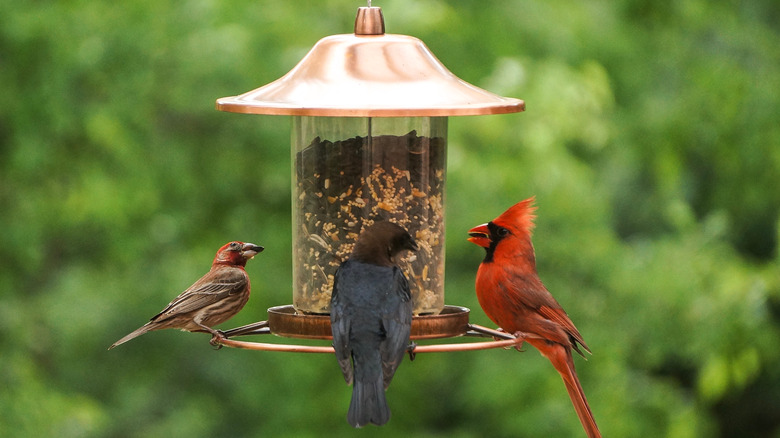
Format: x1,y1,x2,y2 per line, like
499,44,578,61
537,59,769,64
348,376,390,427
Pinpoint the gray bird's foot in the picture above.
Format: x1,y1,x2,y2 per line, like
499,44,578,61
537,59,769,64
407,342,418,361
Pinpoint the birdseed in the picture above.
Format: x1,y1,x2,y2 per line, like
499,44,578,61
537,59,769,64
293,130,445,315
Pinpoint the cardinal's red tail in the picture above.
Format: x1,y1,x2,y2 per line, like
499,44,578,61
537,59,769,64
531,339,601,438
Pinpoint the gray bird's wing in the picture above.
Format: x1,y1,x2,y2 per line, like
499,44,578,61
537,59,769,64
330,264,353,384
379,267,413,389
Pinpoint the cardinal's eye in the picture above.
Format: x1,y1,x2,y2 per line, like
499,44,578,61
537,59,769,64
496,227,510,237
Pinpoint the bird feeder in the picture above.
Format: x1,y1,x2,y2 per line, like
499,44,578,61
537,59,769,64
215,5,524,346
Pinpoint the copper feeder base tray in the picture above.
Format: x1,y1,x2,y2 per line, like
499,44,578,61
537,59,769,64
267,304,470,340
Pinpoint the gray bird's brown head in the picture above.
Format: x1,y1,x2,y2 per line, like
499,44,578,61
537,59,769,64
351,221,418,266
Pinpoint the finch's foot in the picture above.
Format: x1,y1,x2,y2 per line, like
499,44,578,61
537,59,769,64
209,330,226,349
195,320,225,348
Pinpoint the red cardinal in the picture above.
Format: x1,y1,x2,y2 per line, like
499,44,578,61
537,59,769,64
109,241,263,349
468,198,601,438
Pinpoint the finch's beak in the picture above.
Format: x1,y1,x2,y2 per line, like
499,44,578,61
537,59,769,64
407,237,420,252
467,223,491,248
241,243,264,259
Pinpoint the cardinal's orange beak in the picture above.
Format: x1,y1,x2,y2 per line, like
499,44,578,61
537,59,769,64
467,223,490,248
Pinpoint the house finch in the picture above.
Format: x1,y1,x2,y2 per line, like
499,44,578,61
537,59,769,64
109,241,263,349
468,198,601,438
330,221,418,427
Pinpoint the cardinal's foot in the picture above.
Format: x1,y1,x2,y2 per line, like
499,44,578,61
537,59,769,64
512,331,530,351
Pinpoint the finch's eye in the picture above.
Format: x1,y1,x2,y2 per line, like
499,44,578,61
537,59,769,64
229,242,241,250
496,227,510,237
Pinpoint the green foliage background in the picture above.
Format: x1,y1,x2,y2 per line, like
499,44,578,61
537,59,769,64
2,1,779,437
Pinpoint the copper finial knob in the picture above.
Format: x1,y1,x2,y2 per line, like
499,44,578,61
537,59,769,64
354,6,384,35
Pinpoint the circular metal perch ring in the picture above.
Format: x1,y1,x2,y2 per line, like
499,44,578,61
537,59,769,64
217,336,520,354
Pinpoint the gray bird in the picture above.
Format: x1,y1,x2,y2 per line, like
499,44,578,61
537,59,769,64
330,221,418,427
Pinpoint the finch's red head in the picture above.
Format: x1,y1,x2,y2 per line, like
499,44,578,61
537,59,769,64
467,197,537,250
213,241,264,267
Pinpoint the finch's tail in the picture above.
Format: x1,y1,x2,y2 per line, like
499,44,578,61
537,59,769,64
533,339,601,438
108,323,154,350
348,376,390,428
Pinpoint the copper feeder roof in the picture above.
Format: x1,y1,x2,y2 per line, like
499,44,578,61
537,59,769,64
216,6,525,117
